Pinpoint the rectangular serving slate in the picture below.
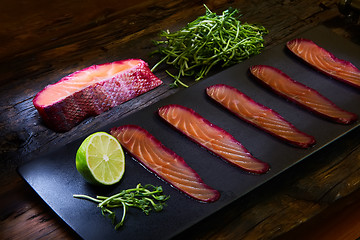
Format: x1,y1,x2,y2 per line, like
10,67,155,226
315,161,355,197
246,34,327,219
18,25,360,240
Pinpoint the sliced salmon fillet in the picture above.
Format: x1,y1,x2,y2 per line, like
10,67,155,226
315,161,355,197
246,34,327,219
206,84,315,148
33,59,162,132
287,38,360,89
158,104,270,174
110,125,220,203
250,65,357,124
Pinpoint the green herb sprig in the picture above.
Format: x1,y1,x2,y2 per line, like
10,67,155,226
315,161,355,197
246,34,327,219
151,5,268,87
73,183,170,230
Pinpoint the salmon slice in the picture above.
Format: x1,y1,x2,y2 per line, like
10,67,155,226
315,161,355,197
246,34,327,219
250,65,357,124
33,59,162,132
287,38,360,89
110,125,220,203
158,104,270,174
206,84,315,148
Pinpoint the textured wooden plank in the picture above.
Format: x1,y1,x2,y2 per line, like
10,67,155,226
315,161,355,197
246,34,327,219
0,175,79,240
1,0,360,239
277,187,360,240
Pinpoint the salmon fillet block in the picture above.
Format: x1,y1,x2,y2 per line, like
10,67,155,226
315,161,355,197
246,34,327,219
33,59,162,132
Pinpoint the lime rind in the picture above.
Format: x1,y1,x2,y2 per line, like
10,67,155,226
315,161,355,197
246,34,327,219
76,132,125,186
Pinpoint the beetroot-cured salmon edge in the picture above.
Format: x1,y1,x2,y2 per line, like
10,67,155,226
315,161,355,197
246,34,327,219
33,59,163,132
249,65,358,124
157,104,270,174
34,87,104,131
206,84,316,148
33,59,146,108
110,125,220,203
286,38,360,89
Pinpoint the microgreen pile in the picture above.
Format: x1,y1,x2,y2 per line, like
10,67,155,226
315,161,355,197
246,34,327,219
151,5,268,87
73,183,170,230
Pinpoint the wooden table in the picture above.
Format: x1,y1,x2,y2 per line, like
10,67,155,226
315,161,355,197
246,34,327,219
1,0,360,239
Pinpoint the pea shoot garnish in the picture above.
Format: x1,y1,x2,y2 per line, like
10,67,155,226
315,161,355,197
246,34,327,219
151,5,268,87
73,183,170,230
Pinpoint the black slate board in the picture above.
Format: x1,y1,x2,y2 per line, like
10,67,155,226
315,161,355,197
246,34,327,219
18,25,360,240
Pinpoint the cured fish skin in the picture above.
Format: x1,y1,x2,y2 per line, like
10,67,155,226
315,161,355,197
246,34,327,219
287,38,360,89
110,125,220,203
206,84,315,148
250,65,357,124
158,104,270,174
33,59,162,132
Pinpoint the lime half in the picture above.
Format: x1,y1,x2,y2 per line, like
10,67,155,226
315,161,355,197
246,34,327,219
76,132,125,185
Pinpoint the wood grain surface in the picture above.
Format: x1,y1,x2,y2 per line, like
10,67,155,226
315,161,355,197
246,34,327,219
1,0,360,239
